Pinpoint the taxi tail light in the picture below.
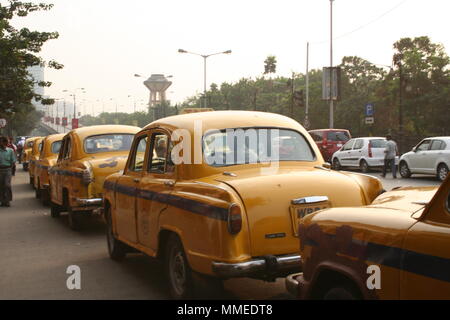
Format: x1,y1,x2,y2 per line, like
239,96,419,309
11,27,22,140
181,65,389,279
227,204,242,235
368,142,373,158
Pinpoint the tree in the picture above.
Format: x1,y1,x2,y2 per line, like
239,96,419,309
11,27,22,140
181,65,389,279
263,55,277,76
0,1,63,133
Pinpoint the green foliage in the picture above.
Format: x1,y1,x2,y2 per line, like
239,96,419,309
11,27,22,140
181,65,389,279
0,0,63,133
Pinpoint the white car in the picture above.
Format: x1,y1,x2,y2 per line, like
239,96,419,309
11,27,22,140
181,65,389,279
399,137,450,181
331,137,398,173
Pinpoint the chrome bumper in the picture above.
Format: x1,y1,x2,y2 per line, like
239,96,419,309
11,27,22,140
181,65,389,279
286,272,301,296
212,254,301,278
76,198,102,207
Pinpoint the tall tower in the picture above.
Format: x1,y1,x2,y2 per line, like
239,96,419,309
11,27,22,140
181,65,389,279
143,74,172,107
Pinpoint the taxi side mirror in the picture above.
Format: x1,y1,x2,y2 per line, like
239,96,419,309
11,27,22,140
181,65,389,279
323,162,331,169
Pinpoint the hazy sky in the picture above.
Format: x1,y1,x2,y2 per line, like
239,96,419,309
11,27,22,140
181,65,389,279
5,0,450,115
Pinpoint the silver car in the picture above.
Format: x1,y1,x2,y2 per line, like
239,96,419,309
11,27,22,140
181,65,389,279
399,137,450,181
331,137,399,173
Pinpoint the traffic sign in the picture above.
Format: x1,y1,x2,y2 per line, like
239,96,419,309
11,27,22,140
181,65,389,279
0,119,6,128
365,117,374,124
365,103,374,117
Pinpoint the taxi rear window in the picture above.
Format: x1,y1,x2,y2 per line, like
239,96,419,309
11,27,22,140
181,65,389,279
84,134,134,154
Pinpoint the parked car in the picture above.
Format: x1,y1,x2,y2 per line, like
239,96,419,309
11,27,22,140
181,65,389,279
34,133,65,205
48,125,140,230
103,111,384,299
308,129,351,163
28,137,44,187
286,174,450,299
21,137,41,171
331,137,399,173
399,137,450,182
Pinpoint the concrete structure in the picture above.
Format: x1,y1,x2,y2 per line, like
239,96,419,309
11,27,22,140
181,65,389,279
27,65,46,112
143,74,172,107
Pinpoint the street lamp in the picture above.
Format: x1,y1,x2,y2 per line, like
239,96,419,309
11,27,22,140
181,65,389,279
178,48,231,108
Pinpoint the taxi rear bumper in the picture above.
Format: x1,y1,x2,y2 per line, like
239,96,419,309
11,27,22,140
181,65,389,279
75,197,103,207
212,254,301,279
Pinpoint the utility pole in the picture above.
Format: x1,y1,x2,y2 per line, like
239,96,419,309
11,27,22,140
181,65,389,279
305,42,310,129
329,0,334,128
290,72,295,118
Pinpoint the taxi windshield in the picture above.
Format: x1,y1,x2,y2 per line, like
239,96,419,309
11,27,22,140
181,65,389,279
203,128,316,167
84,134,134,154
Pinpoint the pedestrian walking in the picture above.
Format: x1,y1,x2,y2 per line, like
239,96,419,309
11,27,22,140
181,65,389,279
0,136,16,206
381,134,398,178
7,137,17,176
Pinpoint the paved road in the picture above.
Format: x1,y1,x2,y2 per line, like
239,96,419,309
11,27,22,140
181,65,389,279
0,170,441,300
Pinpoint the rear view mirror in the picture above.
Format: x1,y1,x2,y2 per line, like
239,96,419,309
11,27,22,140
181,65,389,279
323,162,331,169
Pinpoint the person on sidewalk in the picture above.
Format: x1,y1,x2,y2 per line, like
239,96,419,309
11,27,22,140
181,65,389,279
381,134,398,178
0,136,16,207
7,137,17,176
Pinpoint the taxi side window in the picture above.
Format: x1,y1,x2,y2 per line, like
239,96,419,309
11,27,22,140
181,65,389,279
57,139,67,162
149,133,174,174
129,135,148,172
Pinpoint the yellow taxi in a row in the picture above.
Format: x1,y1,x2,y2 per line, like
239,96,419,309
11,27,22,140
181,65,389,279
22,136,42,171
28,137,44,186
102,111,384,298
34,133,65,205
48,125,140,230
286,174,450,299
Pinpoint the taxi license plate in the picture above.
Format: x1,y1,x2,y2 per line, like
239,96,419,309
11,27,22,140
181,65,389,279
290,202,330,237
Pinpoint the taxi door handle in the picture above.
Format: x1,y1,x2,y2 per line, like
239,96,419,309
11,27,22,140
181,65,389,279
133,178,140,183
164,181,175,187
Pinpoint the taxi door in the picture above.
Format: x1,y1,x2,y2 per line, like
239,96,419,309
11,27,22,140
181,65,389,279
400,179,450,299
50,136,70,205
114,133,149,244
137,130,176,251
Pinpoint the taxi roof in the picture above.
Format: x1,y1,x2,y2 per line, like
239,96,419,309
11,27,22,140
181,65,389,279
142,111,303,133
69,125,141,141
43,133,65,143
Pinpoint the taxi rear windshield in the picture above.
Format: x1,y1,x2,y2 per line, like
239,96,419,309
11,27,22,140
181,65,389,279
203,128,316,167
327,131,350,142
51,141,62,154
84,134,134,154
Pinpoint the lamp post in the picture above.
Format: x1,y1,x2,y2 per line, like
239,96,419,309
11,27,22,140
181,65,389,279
63,87,85,125
178,49,231,108
329,0,334,128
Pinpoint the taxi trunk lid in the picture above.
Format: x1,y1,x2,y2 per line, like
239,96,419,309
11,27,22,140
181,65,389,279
215,167,369,257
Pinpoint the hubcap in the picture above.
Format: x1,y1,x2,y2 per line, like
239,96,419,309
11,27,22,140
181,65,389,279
170,250,186,296
400,164,408,176
439,166,448,181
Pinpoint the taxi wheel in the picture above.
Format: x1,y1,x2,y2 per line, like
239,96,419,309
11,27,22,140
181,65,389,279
437,164,449,182
50,203,61,218
323,285,360,300
67,209,81,231
41,189,50,206
165,234,194,299
105,211,127,261
35,187,41,199
360,160,370,173
332,158,341,170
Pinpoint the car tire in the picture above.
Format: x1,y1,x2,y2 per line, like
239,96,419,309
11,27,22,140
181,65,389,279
360,160,370,173
437,164,449,182
35,187,41,199
323,286,359,300
165,234,194,299
50,202,61,218
332,158,341,170
399,161,411,178
105,210,127,261
67,208,81,231
41,189,50,206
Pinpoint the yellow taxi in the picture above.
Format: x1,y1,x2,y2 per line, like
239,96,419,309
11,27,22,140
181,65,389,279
22,137,42,171
102,111,384,298
286,175,450,299
49,125,140,230
28,137,44,186
34,133,65,205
